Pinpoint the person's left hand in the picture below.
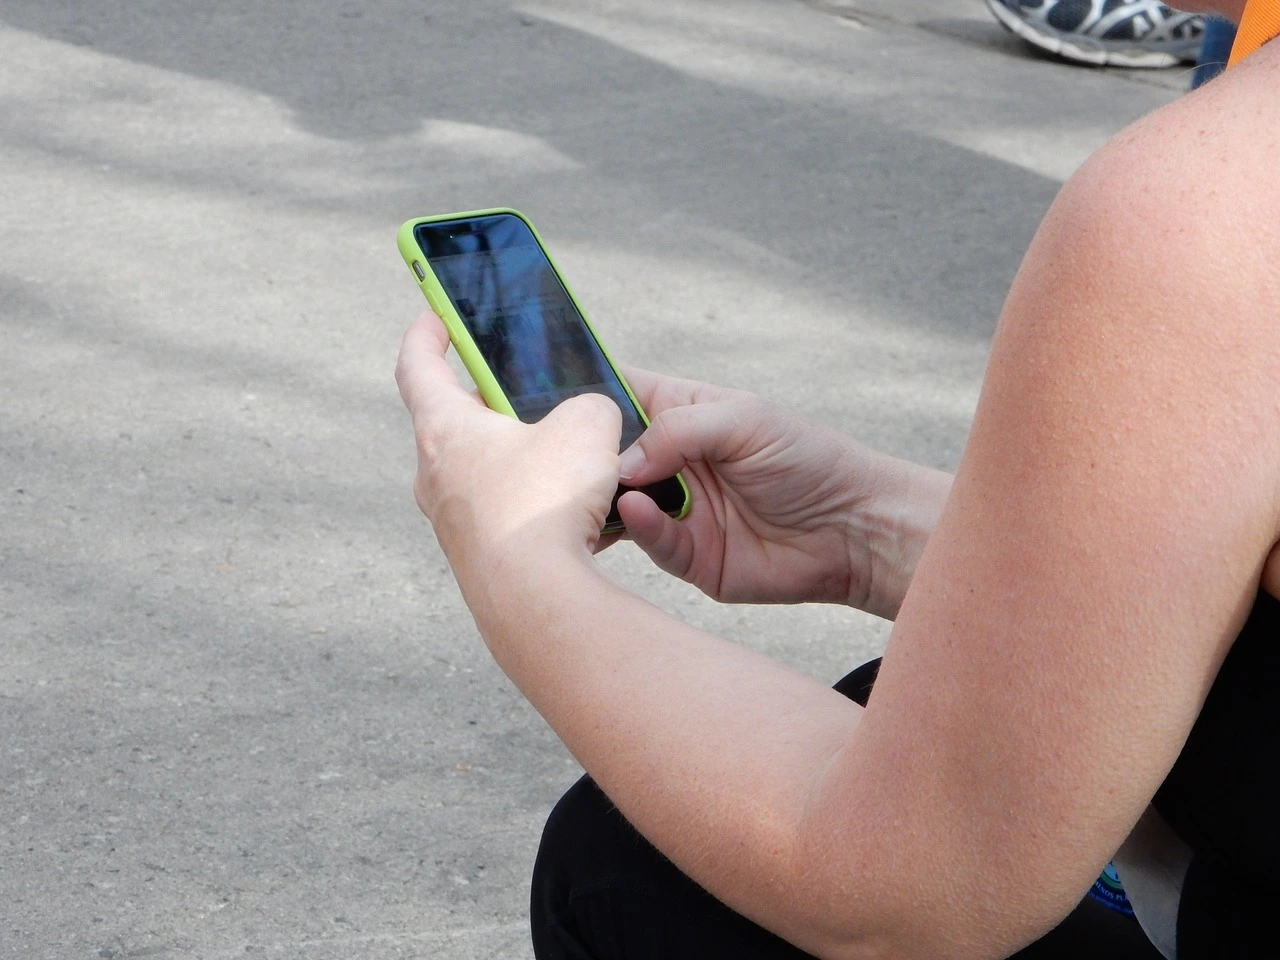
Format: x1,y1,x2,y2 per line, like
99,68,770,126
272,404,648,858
395,311,623,580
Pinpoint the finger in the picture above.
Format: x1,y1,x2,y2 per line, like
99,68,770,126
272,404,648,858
617,400,759,487
617,491,696,581
621,366,754,420
620,367,693,415
395,311,477,422
543,391,624,450
619,366,731,418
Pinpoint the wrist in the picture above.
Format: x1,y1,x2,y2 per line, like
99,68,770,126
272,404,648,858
450,532,602,642
431,491,603,594
843,454,953,620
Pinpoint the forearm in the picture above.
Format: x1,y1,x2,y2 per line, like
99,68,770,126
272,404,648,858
847,452,953,620
458,547,890,958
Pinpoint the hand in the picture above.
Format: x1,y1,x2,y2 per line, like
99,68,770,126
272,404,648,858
395,312,622,581
615,370,951,618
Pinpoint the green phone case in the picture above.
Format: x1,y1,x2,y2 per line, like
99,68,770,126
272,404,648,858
397,208,690,526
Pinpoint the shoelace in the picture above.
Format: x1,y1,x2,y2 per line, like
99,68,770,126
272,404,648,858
1229,0,1280,65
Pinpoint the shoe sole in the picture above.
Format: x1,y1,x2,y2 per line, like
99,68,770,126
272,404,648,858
984,0,1196,67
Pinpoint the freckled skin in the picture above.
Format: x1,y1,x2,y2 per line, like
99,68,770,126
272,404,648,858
397,35,1280,960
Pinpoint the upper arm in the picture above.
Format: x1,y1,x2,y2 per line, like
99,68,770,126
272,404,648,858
803,72,1280,960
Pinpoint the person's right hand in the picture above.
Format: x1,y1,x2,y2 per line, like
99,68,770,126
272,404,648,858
613,370,952,619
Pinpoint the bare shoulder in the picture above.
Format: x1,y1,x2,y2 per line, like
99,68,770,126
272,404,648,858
1164,48,1280,597
1094,44,1280,205
1056,45,1280,334
805,56,1280,959
1040,50,1280,592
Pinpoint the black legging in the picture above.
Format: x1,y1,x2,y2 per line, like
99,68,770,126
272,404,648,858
530,660,1163,960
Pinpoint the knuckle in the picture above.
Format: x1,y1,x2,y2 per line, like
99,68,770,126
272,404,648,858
394,352,414,396
654,405,707,452
412,437,459,519
644,408,677,445
588,390,621,417
412,420,436,455
569,391,621,429
412,418,454,468
412,474,432,516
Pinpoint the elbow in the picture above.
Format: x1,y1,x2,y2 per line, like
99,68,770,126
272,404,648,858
783,909,988,960
771,841,1063,960
785,906,1033,960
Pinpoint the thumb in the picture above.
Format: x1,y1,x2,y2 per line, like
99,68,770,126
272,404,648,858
619,400,759,486
616,490,698,581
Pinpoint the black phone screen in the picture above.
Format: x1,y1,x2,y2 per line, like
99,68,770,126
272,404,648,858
413,214,685,527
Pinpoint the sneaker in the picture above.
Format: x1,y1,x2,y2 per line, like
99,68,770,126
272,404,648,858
985,0,1204,67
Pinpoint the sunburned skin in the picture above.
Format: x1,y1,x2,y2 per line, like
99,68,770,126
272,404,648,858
1181,23,1280,602
1207,0,1280,599
395,21,1280,959
1167,0,1278,604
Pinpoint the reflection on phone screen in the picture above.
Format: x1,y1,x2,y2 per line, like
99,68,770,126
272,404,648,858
414,213,686,527
420,216,645,452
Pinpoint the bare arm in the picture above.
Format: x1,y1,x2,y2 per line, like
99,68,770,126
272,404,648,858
398,52,1280,960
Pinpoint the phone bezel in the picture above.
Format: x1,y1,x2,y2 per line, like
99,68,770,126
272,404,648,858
397,209,690,531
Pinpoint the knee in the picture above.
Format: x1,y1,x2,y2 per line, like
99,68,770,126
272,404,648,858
533,774,620,892
531,775,629,957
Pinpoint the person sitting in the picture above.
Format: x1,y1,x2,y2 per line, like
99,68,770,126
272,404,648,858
394,0,1280,954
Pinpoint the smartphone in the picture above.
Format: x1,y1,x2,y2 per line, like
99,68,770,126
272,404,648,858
397,209,690,533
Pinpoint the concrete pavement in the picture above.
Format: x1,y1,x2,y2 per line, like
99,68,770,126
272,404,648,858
1,1,1183,956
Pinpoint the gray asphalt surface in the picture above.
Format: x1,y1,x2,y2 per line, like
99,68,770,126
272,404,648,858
1,1,1185,957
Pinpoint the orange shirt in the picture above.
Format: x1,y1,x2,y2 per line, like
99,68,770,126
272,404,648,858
1228,0,1280,65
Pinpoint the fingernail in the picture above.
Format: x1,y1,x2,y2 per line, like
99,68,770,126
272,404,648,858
618,445,646,481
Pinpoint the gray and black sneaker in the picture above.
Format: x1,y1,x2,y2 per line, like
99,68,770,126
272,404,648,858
985,0,1204,67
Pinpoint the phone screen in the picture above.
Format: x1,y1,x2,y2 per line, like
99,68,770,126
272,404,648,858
413,213,686,527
